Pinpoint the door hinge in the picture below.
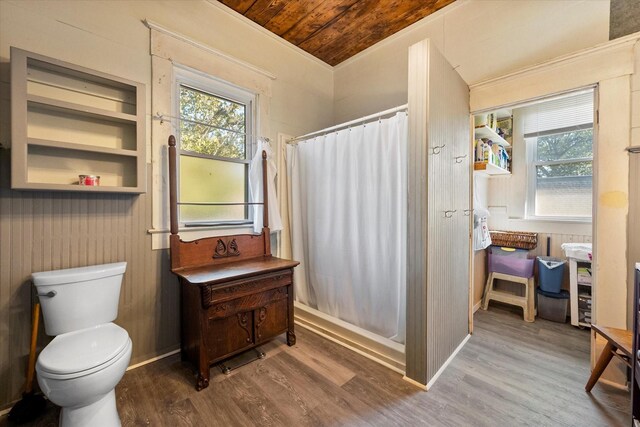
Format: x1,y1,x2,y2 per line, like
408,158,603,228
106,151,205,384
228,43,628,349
596,110,599,124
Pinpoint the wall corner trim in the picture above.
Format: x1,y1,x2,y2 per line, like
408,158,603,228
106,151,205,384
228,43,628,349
142,19,277,81
402,375,428,391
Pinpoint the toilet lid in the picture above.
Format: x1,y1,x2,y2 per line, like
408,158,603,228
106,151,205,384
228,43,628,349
37,323,129,376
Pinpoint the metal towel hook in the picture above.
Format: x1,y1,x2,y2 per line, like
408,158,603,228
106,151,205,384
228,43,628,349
444,210,456,218
430,145,446,155
454,155,467,164
463,209,473,216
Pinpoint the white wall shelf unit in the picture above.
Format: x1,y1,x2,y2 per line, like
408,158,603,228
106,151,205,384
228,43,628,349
473,161,510,176
474,125,510,147
11,47,146,193
472,114,511,175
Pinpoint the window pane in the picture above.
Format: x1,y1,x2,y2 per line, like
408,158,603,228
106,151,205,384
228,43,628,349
536,128,592,162
535,174,592,217
179,85,246,159
179,155,246,222
536,161,592,178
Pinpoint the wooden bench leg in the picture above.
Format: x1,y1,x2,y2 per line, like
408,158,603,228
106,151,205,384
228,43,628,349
481,273,494,310
585,342,615,392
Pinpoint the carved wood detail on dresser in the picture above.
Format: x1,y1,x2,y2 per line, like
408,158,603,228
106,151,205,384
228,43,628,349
167,136,299,390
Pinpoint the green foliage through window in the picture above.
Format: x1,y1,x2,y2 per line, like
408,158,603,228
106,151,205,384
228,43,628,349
535,129,593,178
179,85,246,159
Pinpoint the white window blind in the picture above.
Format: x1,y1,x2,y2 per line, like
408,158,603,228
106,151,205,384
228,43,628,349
522,90,594,219
522,91,594,138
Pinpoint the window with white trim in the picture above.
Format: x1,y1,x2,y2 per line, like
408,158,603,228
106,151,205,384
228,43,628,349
523,90,594,219
175,68,256,226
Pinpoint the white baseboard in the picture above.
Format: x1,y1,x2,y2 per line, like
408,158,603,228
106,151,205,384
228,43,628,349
402,334,471,392
473,300,482,313
126,349,180,371
426,334,471,390
402,375,428,390
294,302,406,374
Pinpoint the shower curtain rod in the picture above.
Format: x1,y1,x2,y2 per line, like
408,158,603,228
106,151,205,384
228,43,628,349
287,104,408,144
152,112,270,143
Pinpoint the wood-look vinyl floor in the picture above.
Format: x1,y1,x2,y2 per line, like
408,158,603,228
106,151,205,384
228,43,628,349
2,304,630,426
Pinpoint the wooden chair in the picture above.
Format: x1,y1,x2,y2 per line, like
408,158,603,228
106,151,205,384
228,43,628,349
585,324,632,392
167,135,299,390
481,272,536,322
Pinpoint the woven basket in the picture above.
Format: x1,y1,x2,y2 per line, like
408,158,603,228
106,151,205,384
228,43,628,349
490,230,538,250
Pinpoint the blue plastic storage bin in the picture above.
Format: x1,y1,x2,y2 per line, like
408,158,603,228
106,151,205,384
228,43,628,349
537,256,566,293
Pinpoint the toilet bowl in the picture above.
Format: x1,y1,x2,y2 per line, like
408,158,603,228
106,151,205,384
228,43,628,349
32,262,130,427
36,324,132,426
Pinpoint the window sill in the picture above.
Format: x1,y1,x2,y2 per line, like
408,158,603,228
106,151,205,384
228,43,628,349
523,216,592,224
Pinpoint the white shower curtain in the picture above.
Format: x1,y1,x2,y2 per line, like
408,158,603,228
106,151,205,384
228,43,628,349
287,112,408,343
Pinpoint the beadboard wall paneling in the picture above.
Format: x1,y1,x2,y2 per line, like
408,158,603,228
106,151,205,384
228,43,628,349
532,232,593,260
406,39,470,387
424,39,470,386
0,154,179,408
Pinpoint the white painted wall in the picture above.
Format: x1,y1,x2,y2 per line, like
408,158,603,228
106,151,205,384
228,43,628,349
0,0,335,150
333,0,610,123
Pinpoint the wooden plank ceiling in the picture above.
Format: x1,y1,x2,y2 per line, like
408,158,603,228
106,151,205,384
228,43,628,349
218,0,456,66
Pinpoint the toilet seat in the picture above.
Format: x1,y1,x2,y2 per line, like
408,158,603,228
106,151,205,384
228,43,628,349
37,323,130,380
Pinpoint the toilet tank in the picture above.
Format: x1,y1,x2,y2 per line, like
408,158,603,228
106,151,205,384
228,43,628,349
32,262,127,336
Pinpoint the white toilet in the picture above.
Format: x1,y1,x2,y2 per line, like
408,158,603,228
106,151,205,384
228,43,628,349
32,262,132,427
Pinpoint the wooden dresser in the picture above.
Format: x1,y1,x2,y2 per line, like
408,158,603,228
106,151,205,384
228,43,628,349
167,136,299,390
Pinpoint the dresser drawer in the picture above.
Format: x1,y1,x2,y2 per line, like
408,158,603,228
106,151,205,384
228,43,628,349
208,286,289,320
202,270,291,307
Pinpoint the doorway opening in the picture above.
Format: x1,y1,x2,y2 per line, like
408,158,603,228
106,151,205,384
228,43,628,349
471,87,596,327
467,86,628,419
